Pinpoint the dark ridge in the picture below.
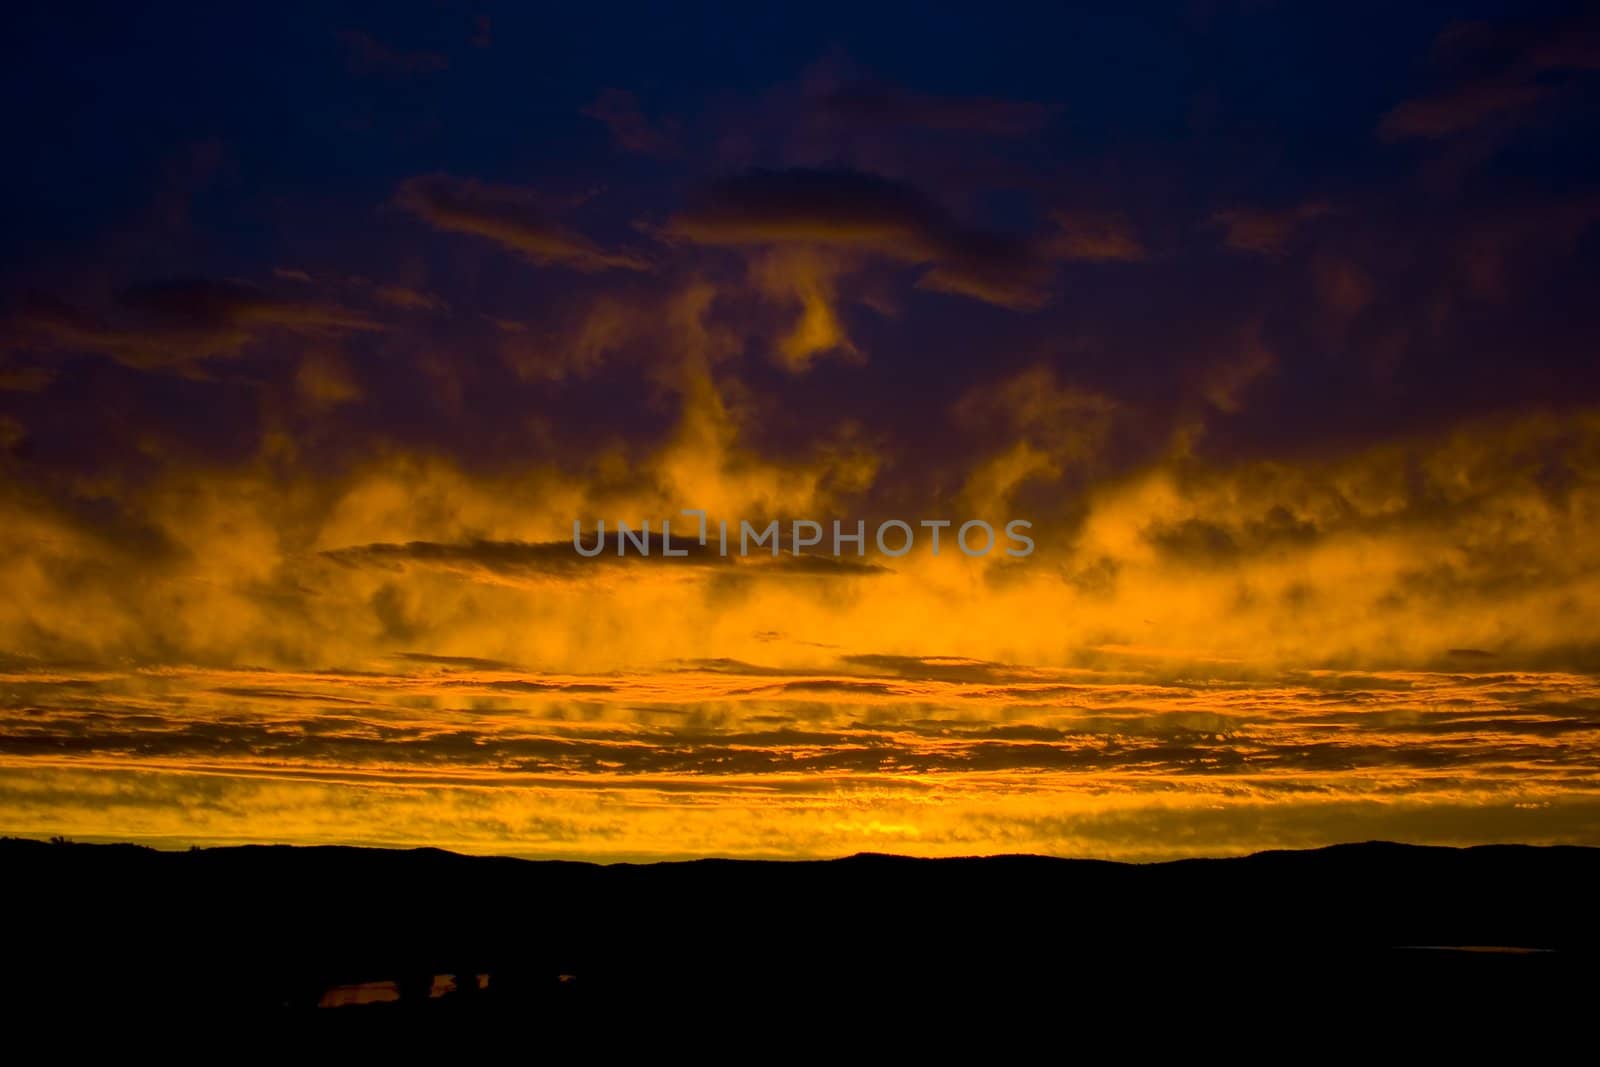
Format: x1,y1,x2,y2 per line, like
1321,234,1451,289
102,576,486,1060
5,837,1596,1030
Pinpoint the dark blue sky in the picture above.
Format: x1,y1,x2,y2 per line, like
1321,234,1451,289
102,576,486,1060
2,1,1598,499
2,1,1573,263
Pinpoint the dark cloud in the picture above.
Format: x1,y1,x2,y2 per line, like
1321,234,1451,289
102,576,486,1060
1144,518,1241,565
2,281,380,369
322,535,889,582
1380,80,1550,140
391,652,525,671
0,365,53,391
665,167,1059,308
745,679,902,697
210,686,378,706
394,175,651,271
812,81,1055,136
1210,202,1333,257
767,554,890,577
582,89,678,156
373,285,446,311
1044,211,1146,262
437,678,616,694
323,536,659,580
839,653,1027,684
1379,10,1600,140
339,30,448,75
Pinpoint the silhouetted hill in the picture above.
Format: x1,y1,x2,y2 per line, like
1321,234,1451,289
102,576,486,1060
5,837,1595,1032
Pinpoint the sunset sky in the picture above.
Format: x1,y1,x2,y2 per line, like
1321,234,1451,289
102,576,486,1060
2,1,1598,860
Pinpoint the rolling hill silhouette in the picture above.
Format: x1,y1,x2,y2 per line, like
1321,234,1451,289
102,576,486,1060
5,837,1594,1031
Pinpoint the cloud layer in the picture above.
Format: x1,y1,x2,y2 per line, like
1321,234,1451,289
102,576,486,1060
2,4,1598,858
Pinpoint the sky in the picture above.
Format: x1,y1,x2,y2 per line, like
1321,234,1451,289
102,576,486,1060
1,1,1598,860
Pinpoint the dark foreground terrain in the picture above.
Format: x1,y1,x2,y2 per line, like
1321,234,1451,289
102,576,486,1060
4,838,1595,1038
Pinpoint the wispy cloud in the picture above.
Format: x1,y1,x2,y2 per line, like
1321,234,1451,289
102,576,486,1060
396,175,651,271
